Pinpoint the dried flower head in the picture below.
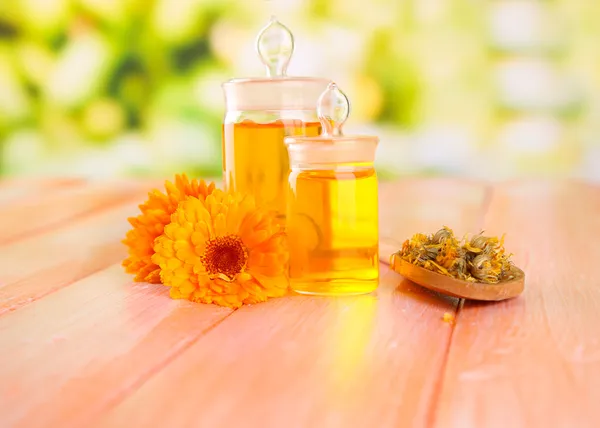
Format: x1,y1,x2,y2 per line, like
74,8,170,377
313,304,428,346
395,226,514,284
432,226,453,244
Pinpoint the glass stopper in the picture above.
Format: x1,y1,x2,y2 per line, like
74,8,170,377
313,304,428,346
256,16,294,77
317,82,350,136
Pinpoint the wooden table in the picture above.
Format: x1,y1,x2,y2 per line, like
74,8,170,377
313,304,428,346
0,177,598,428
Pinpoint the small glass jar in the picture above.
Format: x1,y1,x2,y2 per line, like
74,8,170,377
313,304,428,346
285,83,380,295
221,17,330,217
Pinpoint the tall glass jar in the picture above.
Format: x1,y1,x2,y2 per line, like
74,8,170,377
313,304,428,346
221,17,330,217
285,83,380,295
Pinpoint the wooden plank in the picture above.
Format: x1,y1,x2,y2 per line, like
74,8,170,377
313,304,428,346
0,193,146,315
0,177,82,190
379,178,490,263
94,267,458,428
94,179,488,428
0,180,147,244
0,177,83,206
433,181,600,428
0,264,232,428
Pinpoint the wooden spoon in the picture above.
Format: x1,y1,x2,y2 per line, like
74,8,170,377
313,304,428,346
389,253,525,301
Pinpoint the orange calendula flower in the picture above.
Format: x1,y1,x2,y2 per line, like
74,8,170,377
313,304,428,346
122,174,216,283
152,189,289,309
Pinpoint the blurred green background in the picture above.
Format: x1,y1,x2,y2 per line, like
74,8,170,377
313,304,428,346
0,0,599,181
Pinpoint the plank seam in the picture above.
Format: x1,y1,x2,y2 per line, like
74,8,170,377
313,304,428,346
0,258,120,317
426,182,495,427
84,309,237,426
425,298,463,428
0,191,141,247
0,180,84,208
476,183,495,233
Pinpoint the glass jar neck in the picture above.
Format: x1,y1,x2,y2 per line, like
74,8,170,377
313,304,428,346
222,77,330,112
290,161,375,172
286,138,378,168
224,109,320,125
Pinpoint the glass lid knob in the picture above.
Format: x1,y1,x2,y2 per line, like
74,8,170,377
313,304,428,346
256,16,294,77
317,82,350,136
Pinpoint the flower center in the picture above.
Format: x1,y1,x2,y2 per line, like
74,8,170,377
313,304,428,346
201,235,248,281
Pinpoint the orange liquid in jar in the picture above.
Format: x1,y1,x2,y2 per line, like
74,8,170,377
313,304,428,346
287,166,379,295
222,120,322,215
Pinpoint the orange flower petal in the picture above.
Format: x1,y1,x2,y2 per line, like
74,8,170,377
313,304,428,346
214,213,227,237
122,174,216,284
152,189,289,308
